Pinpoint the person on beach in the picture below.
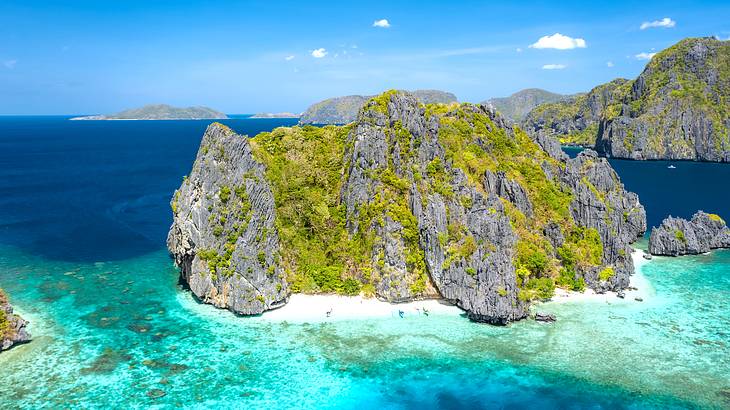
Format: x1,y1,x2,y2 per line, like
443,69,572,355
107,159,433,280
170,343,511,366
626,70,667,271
398,310,404,318
326,308,332,318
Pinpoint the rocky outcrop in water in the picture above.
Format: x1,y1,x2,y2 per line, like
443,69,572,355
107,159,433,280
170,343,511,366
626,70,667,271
649,211,730,256
0,289,31,351
299,90,458,125
169,91,646,324
167,124,288,315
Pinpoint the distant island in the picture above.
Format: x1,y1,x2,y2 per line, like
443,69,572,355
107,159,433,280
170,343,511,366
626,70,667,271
70,104,228,120
250,112,301,119
483,88,573,122
299,89,458,124
522,37,729,162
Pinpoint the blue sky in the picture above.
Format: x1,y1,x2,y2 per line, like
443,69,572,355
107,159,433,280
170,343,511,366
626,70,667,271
1,0,728,114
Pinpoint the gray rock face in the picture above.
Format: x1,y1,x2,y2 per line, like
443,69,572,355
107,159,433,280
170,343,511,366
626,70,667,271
484,170,533,217
0,290,31,351
521,79,629,147
560,150,647,291
167,123,289,315
597,39,729,162
170,92,647,324
649,211,730,256
338,94,529,323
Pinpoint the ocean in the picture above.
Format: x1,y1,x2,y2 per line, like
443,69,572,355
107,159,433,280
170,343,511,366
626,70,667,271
0,117,728,409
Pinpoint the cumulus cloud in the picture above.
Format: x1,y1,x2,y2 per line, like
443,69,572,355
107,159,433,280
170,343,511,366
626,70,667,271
373,19,390,28
516,47,523,53
3,60,17,69
607,61,615,67
635,52,657,60
640,17,676,30
530,33,586,50
311,48,327,58
542,64,566,70
285,55,295,61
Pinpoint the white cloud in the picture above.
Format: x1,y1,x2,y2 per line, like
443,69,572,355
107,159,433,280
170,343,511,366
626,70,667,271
285,55,295,61
607,61,614,67
542,64,566,70
516,47,523,53
640,17,676,30
3,60,17,69
529,33,586,50
373,19,390,28
635,52,657,60
311,48,327,58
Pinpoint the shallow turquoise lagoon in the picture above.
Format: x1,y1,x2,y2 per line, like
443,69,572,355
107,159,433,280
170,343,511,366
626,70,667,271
1,244,728,409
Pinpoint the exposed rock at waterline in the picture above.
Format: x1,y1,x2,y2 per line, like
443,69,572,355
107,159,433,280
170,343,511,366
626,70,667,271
649,211,730,256
0,289,31,351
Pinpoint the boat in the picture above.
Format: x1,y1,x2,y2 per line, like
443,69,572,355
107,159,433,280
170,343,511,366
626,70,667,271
667,165,677,169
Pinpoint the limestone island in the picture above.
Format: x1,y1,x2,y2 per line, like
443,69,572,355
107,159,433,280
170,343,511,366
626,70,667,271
522,37,729,162
649,211,730,256
299,89,457,125
167,90,646,325
0,289,30,352
70,104,228,120
483,88,572,122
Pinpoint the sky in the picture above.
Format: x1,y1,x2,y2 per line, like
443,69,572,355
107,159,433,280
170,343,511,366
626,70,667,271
0,0,728,114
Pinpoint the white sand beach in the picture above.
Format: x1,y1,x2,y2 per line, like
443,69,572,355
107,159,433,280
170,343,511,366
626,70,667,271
549,248,654,304
258,249,655,322
260,294,463,323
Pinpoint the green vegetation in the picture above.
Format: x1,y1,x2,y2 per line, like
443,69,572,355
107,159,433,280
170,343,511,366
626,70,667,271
201,91,620,302
0,289,13,340
598,267,615,282
675,229,687,243
708,213,725,224
249,124,384,296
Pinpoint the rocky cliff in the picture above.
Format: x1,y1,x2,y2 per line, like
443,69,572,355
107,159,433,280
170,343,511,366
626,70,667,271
169,90,646,324
597,38,729,161
167,124,289,314
522,79,630,146
298,90,457,125
0,289,31,351
485,88,570,121
649,211,730,256
523,37,729,162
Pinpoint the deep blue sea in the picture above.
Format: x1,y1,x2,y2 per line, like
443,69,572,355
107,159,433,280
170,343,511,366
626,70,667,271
0,117,728,409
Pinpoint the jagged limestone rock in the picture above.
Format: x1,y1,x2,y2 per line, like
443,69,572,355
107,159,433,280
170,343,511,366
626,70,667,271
649,211,730,256
0,289,30,351
167,123,289,315
169,91,647,323
597,38,730,162
523,37,730,162
560,150,647,291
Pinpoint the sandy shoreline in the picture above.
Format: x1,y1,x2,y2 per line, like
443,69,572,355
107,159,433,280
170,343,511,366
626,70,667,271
259,294,463,322
257,249,654,322
548,248,654,304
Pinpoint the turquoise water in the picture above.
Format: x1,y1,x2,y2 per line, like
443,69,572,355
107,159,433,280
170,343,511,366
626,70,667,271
1,246,728,408
1,117,729,408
